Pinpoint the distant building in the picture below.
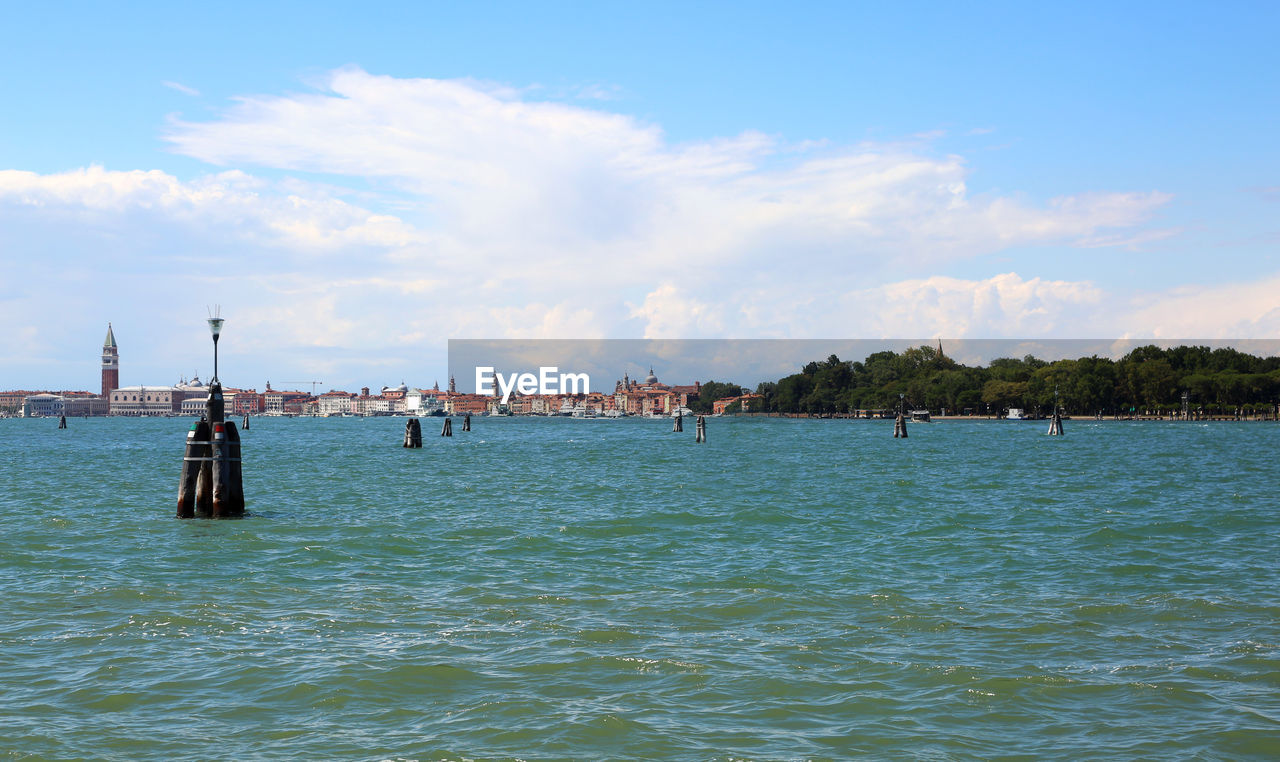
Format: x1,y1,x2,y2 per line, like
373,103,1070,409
264,383,311,415
713,393,763,415
405,388,445,415
22,393,64,417
0,390,35,415
445,394,490,415
318,391,355,416
109,386,183,416
63,392,109,417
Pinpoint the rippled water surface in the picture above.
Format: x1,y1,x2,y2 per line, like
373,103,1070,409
2,416,1278,759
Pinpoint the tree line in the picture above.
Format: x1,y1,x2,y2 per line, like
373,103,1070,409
701,345,1280,416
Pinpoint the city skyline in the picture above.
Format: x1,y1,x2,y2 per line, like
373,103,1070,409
3,3,1279,390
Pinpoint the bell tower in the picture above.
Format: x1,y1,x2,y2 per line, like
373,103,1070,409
101,323,119,397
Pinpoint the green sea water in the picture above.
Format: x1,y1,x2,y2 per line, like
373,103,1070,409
1,416,1278,760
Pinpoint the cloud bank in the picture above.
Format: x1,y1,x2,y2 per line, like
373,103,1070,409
0,67,1271,387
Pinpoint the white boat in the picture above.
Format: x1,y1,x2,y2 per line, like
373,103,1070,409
1006,408,1025,420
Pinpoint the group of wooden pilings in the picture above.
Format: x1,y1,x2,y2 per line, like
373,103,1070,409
894,412,908,438
672,413,707,442
176,383,245,519
1047,409,1064,436
406,413,471,443
403,417,424,446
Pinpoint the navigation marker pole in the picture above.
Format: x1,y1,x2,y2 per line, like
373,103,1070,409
404,418,422,447
178,307,245,518
1047,386,1064,436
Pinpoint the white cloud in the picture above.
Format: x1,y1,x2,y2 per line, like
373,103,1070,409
0,166,424,251
1124,276,1280,338
6,67,1274,388
162,80,201,97
163,67,1171,273
629,273,1106,340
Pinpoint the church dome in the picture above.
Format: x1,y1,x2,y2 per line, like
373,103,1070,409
645,366,658,385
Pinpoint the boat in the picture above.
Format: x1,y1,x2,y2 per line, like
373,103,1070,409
910,409,931,422
1006,408,1025,420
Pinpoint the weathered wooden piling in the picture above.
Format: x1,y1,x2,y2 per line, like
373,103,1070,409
210,420,245,518
695,415,706,443
58,415,67,429
673,412,683,432
1047,387,1064,435
403,417,422,447
243,415,250,430
442,417,453,437
177,419,210,518
179,378,245,518
463,413,471,432
893,413,908,438
196,445,214,516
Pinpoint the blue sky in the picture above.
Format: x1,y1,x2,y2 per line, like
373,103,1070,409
2,2,1278,390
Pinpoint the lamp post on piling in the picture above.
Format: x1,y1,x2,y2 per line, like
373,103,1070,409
179,307,244,518
208,311,225,384
205,308,225,424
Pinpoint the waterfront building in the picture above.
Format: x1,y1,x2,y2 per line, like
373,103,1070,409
0,390,37,415
405,388,445,415
264,384,311,415
22,393,64,417
713,393,764,414
62,392,109,417
108,386,183,416
445,393,489,415
227,388,263,415
318,390,356,416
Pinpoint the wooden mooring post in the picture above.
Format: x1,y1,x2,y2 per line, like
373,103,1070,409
463,413,471,432
442,417,453,437
673,412,683,432
211,419,245,518
1047,387,1064,436
242,415,249,430
58,415,67,429
695,414,706,443
403,417,422,447
177,379,245,518
177,419,210,518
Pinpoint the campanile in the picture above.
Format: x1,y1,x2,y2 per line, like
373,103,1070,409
101,323,119,397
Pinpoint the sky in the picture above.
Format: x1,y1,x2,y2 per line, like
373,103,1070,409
1,1,1277,391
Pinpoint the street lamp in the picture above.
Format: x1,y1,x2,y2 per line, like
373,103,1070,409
207,308,224,383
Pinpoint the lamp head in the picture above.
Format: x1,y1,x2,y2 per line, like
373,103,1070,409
207,317,225,340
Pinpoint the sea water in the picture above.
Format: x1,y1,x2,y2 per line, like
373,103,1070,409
1,416,1278,759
